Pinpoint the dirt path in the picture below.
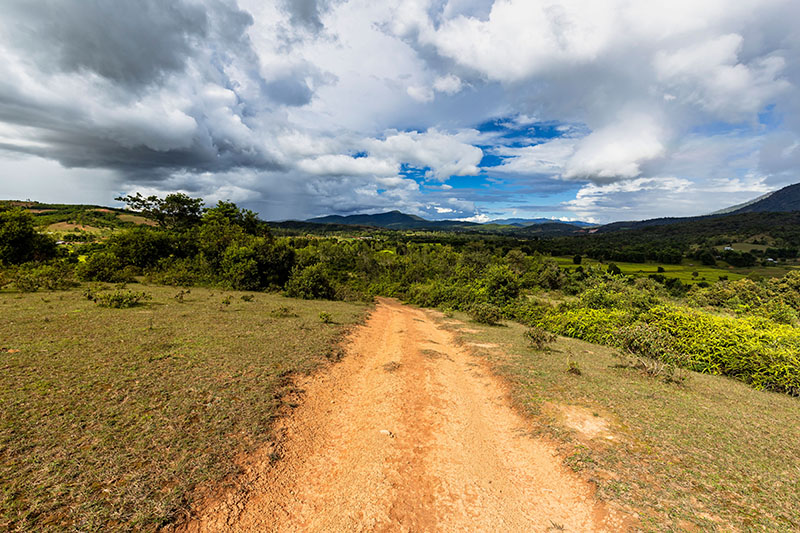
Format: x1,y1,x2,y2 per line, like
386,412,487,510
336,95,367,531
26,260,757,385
176,299,626,532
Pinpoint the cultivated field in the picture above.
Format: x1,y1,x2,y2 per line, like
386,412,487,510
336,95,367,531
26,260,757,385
553,256,799,283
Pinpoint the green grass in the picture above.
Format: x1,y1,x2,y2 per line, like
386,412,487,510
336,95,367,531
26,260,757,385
447,316,800,531
714,242,770,253
0,285,368,532
554,256,800,284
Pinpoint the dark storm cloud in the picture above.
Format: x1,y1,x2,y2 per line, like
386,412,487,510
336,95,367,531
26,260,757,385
5,0,208,88
0,0,285,179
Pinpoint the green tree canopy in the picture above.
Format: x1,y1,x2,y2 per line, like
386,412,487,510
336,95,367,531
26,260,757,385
0,208,56,265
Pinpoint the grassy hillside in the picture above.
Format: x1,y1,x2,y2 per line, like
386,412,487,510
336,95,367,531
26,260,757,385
0,201,156,241
449,315,800,531
0,285,368,532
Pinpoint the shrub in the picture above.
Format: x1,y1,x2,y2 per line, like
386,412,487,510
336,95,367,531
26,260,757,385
763,300,798,325
480,264,520,306
616,322,679,363
149,256,210,286
284,264,335,300
468,302,503,325
76,252,134,282
108,227,174,268
319,311,333,324
10,263,78,292
11,268,40,292
0,208,56,264
536,306,633,345
86,288,151,308
615,322,688,383
567,359,582,375
270,306,297,318
508,299,547,325
524,326,556,349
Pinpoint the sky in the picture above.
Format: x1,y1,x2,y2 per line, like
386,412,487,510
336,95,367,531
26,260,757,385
0,0,799,224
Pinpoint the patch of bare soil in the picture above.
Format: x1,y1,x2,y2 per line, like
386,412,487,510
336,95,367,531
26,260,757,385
172,299,629,532
544,403,619,443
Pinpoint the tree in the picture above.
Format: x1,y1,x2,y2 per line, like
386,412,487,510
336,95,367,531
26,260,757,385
572,254,582,265
0,208,56,264
115,192,204,230
699,250,716,266
203,200,264,235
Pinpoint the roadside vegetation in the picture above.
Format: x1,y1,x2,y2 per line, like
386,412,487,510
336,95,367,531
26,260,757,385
449,317,800,531
3,193,800,530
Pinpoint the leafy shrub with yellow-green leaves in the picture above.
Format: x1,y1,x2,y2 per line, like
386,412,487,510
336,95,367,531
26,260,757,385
642,305,800,394
535,299,800,395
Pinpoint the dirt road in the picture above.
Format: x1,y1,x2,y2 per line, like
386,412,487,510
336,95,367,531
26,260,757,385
177,299,625,532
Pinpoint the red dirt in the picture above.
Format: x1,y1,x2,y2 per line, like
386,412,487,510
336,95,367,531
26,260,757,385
173,299,629,531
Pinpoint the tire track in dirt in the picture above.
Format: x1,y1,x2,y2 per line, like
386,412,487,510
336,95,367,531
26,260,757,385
174,299,627,532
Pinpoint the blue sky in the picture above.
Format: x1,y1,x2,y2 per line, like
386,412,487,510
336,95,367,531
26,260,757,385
0,0,799,224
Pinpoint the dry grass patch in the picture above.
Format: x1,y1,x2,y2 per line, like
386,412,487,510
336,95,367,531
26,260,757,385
0,285,368,532
117,213,157,226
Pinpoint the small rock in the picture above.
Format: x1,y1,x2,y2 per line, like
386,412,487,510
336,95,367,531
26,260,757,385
379,429,395,438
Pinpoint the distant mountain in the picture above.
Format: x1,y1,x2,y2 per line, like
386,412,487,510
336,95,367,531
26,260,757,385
709,191,775,216
296,210,587,236
488,217,595,228
594,182,800,234
714,182,800,215
307,210,434,228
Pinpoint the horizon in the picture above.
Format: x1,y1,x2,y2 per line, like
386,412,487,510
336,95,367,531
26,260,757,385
1,1,799,224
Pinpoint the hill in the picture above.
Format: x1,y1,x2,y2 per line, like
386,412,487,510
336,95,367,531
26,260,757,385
722,182,800,215
488,217,595,227
302,210,588,235
596,181,800,234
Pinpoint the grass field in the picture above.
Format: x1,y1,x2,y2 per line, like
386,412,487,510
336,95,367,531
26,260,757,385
448,316,800,531
0,285,368,532
552,256,799,283
116,213,157,226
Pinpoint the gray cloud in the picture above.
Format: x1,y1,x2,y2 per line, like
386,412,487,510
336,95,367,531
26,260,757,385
1,0,799,223
4,0,209,88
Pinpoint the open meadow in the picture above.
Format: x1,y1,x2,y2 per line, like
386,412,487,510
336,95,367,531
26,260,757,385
0,285,368,531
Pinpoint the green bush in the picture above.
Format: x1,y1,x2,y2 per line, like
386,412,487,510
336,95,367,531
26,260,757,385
524,326,556,349
480,264,520,305
12,263,78,292
536,306,633,345
0,208,56,264
85,288,151,308
284,264,336,300
468,302,503,325
149,256,211,286
108,227,174,268
76,252,135,282
616,322,681,364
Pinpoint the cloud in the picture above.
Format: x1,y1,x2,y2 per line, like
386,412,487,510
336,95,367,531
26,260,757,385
296,154,398,176
0,0,799,224
433,75,463,95
366,129,483,181
563,112,667,181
